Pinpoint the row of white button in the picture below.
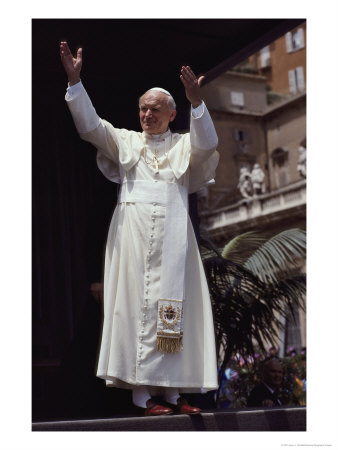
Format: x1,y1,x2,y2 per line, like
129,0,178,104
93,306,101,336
137,203,158,367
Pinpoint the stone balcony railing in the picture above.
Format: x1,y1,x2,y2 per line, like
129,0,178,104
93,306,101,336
201,179,306,237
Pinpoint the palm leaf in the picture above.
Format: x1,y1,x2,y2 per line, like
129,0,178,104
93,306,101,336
221,231,265,263
201,228,306,404
204,257,285,392
244,229,306,284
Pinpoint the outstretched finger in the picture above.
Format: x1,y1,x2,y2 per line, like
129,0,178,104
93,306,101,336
60,41,72,58
181,65,196,81
76,47,83,62
180,73,192,88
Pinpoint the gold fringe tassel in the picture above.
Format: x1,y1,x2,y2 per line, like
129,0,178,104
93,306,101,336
156,336,183,353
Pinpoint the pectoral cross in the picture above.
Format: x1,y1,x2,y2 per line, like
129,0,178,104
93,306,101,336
153,155,159,174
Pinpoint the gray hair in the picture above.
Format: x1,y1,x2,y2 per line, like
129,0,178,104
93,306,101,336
139,87,176,110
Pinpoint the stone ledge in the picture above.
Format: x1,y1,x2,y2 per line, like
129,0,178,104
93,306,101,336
32,406,306,432
202,180,306,235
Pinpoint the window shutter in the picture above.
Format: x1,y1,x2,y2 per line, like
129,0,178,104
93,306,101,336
285,32,293,53
260,45,270,67
297,28,304,49
288,69,297,94
296,66,305,91
233,128,239,140
230,91,244,106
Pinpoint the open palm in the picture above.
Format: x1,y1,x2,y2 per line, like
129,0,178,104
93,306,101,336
180,65,204,108
60,41,82,85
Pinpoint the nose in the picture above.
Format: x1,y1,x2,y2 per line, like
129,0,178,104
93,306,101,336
145,109,152,117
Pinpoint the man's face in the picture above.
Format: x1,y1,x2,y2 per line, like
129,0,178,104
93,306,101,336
264,361,283,390
139,91,176,135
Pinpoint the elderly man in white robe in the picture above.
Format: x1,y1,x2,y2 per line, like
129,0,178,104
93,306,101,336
60,41,219,416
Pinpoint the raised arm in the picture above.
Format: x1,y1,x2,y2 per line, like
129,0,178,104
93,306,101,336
61,41,120,168
180,66,218,153
179,65,219,190
60,41,82,86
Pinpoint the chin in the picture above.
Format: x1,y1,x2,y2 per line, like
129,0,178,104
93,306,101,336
143,125,154,132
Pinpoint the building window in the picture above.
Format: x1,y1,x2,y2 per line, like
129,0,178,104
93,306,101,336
259,45,271,68
285,28,305,53
233,128,250,155
288,66,305,94
230,91,244,107
233,128,249,142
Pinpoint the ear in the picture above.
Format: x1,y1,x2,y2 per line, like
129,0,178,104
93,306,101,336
169,110,177,122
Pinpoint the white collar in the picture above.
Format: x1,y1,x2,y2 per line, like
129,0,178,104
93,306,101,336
143,129,171,141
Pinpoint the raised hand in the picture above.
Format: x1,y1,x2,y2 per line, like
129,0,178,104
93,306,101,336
180,66,204,108
60,41,82,86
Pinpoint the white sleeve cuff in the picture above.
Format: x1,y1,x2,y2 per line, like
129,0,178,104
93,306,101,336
65,81,100,134
190,101,218,150
65,80,83,100
191,101,205,118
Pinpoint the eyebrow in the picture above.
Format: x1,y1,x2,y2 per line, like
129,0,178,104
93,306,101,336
140,103,162,109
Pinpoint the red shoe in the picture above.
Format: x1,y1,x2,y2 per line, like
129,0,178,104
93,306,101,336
145,400,173,416
176,398,202,415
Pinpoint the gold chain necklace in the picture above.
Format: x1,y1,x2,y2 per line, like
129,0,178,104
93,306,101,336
143,148,168,173
143,133,171,174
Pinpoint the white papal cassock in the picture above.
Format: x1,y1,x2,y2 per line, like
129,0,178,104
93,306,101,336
65,81,220,395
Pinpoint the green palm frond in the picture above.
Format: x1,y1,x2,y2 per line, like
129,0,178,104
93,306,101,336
204,255,306,403
201,226,306,405
205,258,287,365
244,229,306,284
272,275,306,316
221,231,265,263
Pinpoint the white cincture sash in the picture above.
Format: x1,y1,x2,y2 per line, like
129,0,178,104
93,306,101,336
119,180,188,352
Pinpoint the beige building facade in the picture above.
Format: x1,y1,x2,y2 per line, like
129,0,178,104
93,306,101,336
249,22,306,96
199,22,307,355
